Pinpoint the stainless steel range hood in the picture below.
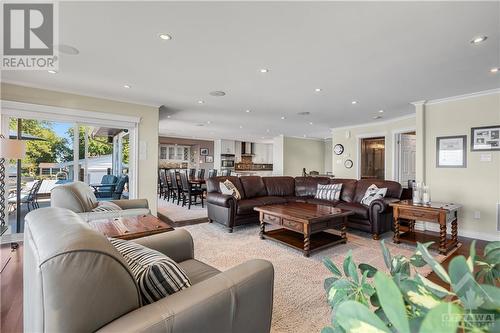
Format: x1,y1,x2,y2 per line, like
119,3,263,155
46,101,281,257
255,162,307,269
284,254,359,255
241,142,254,156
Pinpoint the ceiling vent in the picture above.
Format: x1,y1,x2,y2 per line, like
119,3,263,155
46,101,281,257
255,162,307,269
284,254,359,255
297,111,310,116
209,91,226,97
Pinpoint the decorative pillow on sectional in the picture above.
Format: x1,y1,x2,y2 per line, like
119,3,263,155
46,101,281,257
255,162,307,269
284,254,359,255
360,184,387,206
109,238,192,304
219,180,242,200
92,201,122,212
315,183,342,201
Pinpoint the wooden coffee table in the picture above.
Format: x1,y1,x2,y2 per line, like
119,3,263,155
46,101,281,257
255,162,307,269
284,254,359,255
254,202,354,257
89,214,174,240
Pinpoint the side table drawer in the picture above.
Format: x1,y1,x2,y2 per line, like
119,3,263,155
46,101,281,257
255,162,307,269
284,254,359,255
282,218,303,233
263,213,281,225
398,207,439,222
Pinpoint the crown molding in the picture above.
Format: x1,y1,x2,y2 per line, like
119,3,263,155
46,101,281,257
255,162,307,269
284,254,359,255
414,88,500,106
330,113,416,132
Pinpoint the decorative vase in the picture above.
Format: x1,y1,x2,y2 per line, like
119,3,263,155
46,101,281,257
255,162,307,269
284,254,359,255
412,182,422,204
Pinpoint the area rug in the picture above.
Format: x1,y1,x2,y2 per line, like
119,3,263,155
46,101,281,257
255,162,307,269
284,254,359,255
181,222,449,333
157,198,208,226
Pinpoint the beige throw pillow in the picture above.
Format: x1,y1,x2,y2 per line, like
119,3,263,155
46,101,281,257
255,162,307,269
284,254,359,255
219,180,241,200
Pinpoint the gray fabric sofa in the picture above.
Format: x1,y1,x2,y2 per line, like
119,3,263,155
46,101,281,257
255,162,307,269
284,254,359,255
24,207,274,333
51,181,150,220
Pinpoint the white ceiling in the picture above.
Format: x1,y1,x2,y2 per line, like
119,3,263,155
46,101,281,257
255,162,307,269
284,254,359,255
3,1,499,143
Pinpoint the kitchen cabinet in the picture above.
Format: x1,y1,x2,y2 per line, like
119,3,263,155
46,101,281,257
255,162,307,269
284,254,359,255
252,143,273,163
220,140,235,155
159,144,190,161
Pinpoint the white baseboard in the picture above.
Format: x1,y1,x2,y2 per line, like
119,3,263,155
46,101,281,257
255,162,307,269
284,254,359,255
414,222,499,241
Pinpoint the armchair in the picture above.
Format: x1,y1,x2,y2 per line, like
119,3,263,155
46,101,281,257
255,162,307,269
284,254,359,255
24,208,274,333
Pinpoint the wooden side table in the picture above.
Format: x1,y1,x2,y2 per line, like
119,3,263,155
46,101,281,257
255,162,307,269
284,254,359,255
390,200,461,255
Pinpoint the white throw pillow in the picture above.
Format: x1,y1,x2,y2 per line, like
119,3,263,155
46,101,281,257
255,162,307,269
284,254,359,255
360,184,387,206
315,183,342,201
219,180,241,200
110,238,192,304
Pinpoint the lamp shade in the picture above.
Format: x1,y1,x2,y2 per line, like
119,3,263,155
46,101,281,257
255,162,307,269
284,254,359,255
0,138,26,159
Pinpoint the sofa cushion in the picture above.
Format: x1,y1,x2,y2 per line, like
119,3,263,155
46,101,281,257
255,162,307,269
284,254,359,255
240,176,267,198
329,178,358,203
178,259,220,285
256,196,288,206
306,198,338,206
294,176,330,197
360,184,387,206
110,238,192,304
92,201,122,212
337,202,369,219
237,198,264,215
354,179,402,203
262,177,295,197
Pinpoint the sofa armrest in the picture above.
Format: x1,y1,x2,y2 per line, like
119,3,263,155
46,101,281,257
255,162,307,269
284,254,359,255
207,193,236,208
111,199,149,210
97,259,274,333
132,229,194,263
77,208,151,222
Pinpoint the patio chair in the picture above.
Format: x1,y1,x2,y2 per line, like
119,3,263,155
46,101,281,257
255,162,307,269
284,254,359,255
93,174,118,198
8,180,42,212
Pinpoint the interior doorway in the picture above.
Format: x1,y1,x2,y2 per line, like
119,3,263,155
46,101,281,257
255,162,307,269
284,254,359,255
395,131,416,188
360,137,385,180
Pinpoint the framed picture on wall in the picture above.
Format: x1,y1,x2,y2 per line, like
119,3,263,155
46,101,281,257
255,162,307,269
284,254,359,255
471,125,500,151
205,155,213,163
200,148,209,156
436,135,467,168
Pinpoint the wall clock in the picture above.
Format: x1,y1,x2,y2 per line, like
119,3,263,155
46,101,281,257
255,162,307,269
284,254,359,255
344,159,353,169
333,144,344,155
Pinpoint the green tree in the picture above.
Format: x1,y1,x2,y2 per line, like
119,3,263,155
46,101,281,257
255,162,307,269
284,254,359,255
66,126,113,159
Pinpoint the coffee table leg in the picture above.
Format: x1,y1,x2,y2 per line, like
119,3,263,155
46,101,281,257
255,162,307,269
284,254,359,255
304,234,310,257
259,220,265,240
451,217,458,248
393,218,400,244
439,223,447,255
341,216,347,243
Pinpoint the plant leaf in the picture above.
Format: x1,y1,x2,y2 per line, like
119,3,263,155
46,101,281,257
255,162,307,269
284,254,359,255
343,250,353,277
374,272,411,333
380,240,392,271
419,303,462,333
324,258,342,277
484,241,500,256
327,279,353,309
467,240,477,272
335,300,391,333
324,276,338,291
359,263,378,278
321,327,335,333
416,242,450,284
415,273,454,298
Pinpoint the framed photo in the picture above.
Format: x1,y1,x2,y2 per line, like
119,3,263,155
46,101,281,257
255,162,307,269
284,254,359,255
205,155,213,163
436,135,467,168
471,125,500,151
200,148,209,156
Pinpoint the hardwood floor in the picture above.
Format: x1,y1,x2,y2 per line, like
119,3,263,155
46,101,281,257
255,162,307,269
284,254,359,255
0,231,487,332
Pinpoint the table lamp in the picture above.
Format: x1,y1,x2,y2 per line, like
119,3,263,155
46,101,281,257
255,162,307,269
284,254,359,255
0,136,26,235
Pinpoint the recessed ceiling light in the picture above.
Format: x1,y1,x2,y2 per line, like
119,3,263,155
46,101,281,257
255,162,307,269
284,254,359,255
266,129,270,133
47,70,57,74
197,100,204,104
351,100,358,105
314,88,322,92
158,33,172,40
123,84,131,89
490,67,499,73
378,110,384,113
471,36,487,45
167,115,171,119
281,116,286,120
260,68,269,73
246,109,251,113
207,120,211,124
309,122,313,125
261,136,265,139
303,135,307,138
239,125,243,129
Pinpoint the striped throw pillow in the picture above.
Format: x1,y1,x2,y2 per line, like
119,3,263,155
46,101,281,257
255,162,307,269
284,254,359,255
92,201,122,212
110,238,191,304
360,184,387,206
315,183,342,201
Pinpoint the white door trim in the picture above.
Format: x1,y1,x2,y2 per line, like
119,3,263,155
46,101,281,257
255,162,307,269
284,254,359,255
391,127,416,182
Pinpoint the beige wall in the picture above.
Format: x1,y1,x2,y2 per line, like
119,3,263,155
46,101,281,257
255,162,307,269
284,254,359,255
422,92,500,240
331,116,416,179
1,83,159,214
283,137,325,176
324,139,333,174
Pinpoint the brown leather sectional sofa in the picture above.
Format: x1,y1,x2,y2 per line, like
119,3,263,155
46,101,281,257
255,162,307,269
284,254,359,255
207,176,403,239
